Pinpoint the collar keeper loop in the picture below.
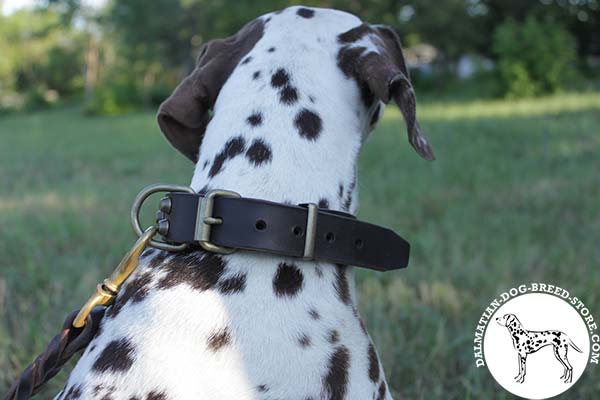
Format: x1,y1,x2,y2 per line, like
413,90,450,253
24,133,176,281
302,203,318,259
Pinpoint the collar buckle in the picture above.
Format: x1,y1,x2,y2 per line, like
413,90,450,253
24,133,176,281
195,189,241,254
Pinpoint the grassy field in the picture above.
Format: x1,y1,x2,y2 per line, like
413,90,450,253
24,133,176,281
1,93,599,399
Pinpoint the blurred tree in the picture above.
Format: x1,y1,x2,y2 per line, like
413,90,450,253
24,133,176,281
493,16,577,97
3,0,599,112
0,8,86,110
482,0,600,57
395,0,487,61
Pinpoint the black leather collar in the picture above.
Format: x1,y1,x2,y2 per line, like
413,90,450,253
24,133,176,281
155,190,410,271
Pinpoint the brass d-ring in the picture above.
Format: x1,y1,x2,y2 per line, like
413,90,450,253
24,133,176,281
130,183,195,251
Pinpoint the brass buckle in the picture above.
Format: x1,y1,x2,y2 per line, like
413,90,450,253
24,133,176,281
130,183,195,251
73,226,156,328
195,189,241,254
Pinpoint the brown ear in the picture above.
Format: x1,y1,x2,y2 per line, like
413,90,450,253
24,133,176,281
360,25,435,161
157,19,264,162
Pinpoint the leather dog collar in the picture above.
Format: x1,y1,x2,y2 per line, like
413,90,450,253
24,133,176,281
152,188,410,271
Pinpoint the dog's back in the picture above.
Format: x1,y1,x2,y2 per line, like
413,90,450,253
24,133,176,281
58,6,434,399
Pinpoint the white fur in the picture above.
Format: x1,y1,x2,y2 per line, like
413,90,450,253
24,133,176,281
61,6,393,400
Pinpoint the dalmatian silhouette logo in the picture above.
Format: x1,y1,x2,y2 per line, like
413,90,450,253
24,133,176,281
495,313,583,384
478,290,595,400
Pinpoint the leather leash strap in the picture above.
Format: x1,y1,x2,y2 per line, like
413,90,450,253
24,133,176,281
162,192,411,271
4,307,105,400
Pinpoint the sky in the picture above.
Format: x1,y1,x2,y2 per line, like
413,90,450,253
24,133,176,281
2,0,107,15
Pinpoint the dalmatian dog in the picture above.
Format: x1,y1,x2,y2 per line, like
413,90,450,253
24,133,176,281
496,314,583,384
56,6,434,400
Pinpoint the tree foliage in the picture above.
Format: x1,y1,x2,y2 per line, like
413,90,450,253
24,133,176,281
493,16,577,97
0,0,598,113
0,8,86,110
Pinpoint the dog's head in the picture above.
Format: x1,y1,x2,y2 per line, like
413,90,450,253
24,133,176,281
157,6,434,163
496,314,520,328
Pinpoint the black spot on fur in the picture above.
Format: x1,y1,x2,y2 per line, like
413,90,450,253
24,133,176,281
209,136,246,177
93,338,135,373
247,112,263,127
338,24,374,44
218,273,247,294
309,95,316,103
207,327,231,351
146,391,167,400
257,384,269,393
280,85,299,105
106,271,153,318
252,70,261,80
338,184,344,199
271,68,289,88
328,330,340,344
334,264,351,305
268,46,276,52
63,385,82,400
92,385,103,396
222,136,246,158
318,198,329,209
324,346,350,400
245,138,272,166
294,109,322,140
315,265,324,278
202,160,210,170
198,184,210,195
343,176,356,211
376,382,387,400
157,252,226,291
265,16,271,23
298,334,311,348
309,308,320,320
297,7,315,18
241,56,252,65
368,343,380,382
148,251,170,269
273,263,304,297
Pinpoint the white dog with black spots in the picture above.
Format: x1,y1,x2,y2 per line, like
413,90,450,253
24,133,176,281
56,5,434,400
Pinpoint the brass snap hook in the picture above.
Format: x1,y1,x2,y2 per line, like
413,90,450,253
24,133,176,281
73,226,157,328
130,183,195,251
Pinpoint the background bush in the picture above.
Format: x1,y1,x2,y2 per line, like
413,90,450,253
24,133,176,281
493,16,578,98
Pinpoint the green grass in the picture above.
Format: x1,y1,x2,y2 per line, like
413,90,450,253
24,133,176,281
1,92,599,399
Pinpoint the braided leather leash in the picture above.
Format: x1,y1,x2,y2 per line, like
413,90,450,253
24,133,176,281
4,307,105,400
5,224,158,400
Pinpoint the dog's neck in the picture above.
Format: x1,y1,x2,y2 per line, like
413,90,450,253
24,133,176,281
189,100,372,215
187,21,384,214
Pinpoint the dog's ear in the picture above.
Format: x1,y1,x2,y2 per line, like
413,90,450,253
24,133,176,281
360,25,435,161
157,19,264,162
